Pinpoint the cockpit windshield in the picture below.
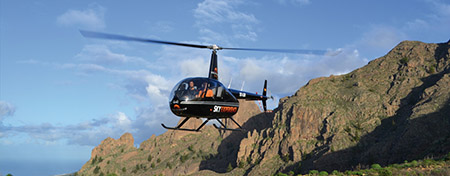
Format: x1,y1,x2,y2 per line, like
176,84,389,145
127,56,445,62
170,77,237,102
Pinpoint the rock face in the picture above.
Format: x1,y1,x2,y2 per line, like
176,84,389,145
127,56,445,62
237,40,450,175
77,40,450,176
79,133,136,174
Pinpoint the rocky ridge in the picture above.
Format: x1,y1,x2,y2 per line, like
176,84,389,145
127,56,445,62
76,40,450,176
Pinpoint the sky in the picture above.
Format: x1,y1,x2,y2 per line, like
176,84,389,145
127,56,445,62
1,0,449,175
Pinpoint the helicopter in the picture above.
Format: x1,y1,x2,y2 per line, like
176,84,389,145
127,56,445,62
80,30,329,132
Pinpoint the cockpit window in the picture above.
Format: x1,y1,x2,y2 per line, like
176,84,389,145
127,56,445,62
170,78,236,102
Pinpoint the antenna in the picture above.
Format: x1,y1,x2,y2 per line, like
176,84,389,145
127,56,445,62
240,81,245,91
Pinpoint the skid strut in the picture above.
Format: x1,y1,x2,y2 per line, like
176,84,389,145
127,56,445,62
212,117,245,132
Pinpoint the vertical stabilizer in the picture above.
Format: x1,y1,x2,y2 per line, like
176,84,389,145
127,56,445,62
208,50,219,80
262,80,267,112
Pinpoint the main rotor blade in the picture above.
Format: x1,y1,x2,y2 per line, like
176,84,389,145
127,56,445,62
220,47,327,55
80,30,335,55
80,30,209,49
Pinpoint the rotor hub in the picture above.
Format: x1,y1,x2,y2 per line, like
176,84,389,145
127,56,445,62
208,44,221,51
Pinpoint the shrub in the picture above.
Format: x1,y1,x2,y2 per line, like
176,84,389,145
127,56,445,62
351,171,364,175
288,170,294,176
274,173,288,176
238,161,246,168
319,171,328,175
282,154,290,162
246,156,253,164
376,168,392,176
422,159,434,167
226,163,233,172
445,152,450,161
371,163,382,169
309,170,319,175
180,154,189,163
157,158,161,163
428,66,436,73
400,57,409,64
151,163,155,168
91,156,98,165
188,145,194,152
390,163,401,168
122,167,126,172
331,170,339,175
93,166,101,174
147,154,153,161
254,158,261,165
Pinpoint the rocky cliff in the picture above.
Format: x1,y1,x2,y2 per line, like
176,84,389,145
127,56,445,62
237,40,450,175
76,40,450,176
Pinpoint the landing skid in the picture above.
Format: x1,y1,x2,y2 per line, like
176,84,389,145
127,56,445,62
161,117,209,132
161,117,245,132
212,124,245,132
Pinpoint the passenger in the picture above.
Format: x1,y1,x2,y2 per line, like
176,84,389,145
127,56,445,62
198,82,214,98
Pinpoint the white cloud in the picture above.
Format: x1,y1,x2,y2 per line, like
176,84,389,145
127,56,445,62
1,112,139,146
352,0,450,59
0,101,15,120
151,21,175,33
57,4,106,30
114,112,132,131
232,24,258,41
194,0,259,43
429,0,450,17
224,48,366,95
118,69,173,103
194,0,257,25
75,45,152,67
277,0,311,5
360,25,407,50
400,0,450,42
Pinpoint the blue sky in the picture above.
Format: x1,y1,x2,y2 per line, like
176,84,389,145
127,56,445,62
1,0,449,175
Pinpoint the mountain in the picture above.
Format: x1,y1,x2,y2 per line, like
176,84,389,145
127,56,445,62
76,40,450,176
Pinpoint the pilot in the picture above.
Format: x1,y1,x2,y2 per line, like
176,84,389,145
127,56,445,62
187,81,198,98
188,81,197,90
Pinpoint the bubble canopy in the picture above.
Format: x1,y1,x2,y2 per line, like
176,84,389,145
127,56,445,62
169,77,238,103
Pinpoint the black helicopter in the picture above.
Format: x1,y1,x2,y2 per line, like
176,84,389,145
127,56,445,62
80,30,329,132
